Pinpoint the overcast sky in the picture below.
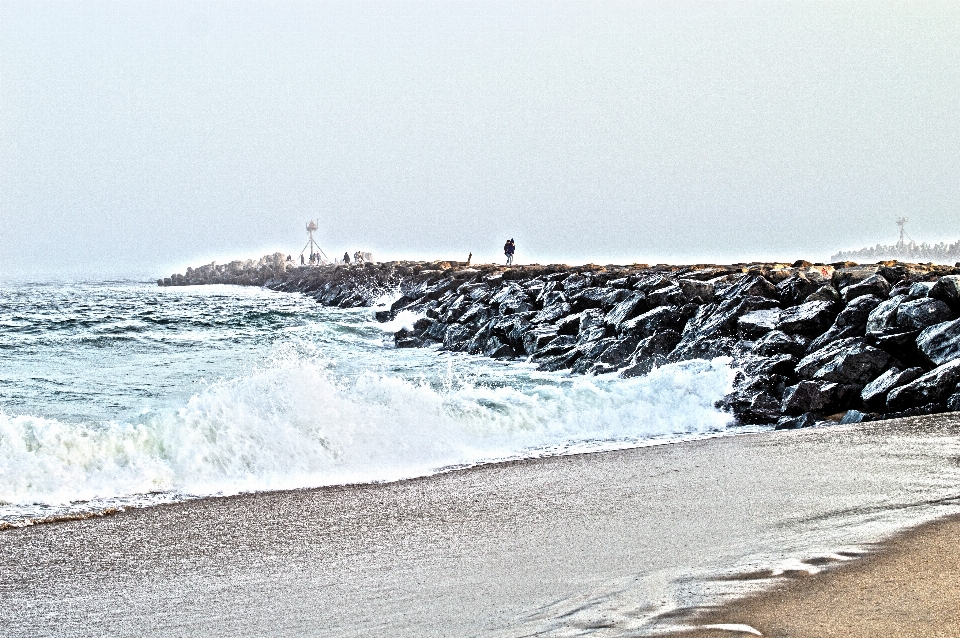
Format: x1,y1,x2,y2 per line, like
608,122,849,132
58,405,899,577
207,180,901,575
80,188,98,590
3,1,960,278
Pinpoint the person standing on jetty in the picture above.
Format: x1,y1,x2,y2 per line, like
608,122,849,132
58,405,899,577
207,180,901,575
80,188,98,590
343,251,351,264
504,238,516,265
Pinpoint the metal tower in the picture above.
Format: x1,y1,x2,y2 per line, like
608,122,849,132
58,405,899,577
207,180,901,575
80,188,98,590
896,217,910,246
301,220,329,264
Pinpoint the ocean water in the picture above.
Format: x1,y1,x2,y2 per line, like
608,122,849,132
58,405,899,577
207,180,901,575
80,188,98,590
0,281,740,525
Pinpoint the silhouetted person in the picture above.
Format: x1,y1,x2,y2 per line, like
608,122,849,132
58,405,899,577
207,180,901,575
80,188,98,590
343,251,351,264
300,254,305,265
504,239,515,266
467,252,472,266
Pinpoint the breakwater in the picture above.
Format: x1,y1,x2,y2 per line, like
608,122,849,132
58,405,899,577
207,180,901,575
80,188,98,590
159,255,960,428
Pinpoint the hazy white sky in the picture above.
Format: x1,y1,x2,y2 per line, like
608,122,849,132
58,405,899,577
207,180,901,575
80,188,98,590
2,1,959,278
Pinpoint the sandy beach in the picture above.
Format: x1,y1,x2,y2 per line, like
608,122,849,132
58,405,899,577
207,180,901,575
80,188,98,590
669,513,960,637
3,415,960,637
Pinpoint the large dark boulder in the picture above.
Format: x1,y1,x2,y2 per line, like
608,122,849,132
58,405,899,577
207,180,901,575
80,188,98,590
443,324,474,350
929,275,960,314
621,306,683,338
678,278,715,303
886,359,960,411
484,336,516,359
776,274,820,306
806,284,841,304
716,389,781,424
805,294,883,353
561,273,592,295
620,329,682,378
737,309,782,339
776,300,839,336
721,274,778,302
781,380,852,415
795,337,890,385
894,298,953,332
865,295,908,337
682,296,780,342
604,292,648,330
571,287,627,310
840,273,891,303
860,366,924,411
522,326,559,356
738,353,797,378
596,335,643,369
648,283,686,308
752,330,810,357
532,301,572,324
916,318,960,366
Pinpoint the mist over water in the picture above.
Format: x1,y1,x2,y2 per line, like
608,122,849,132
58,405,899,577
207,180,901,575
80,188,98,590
0,282,738,524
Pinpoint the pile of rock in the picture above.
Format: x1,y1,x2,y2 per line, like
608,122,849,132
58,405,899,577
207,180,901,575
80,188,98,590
160,255,960,428
383,260,960,428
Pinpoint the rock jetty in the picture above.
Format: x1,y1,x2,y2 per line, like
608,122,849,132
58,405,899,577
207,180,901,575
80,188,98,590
159,255,960,429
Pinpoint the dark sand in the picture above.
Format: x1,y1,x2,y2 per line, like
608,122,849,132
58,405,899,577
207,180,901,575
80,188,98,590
667,513,960,637
3,415,960,637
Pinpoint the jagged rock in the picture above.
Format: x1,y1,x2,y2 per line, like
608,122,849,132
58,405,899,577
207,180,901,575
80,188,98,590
531,335,577,360
522,326,559,356
832,266,880,291
561,273,592,295
669,336,738,362
619,330,682,378
775,412,820,430
571,287,627,310
776,274,820,306
796,337,890,385
532,301,572,324
721,274,778,301
865,295,908,337
947,390,960,411
781,380,853,415
579,309,606,333
577,325,609,344
738,354,797,378
678,278,715,303
916,318,960,366
886,359,960,411
737,309,782,339
648,283,686,307
894,298,953,332
597,335,642,369
805,295,883,353
752,330,810,357
929,275,960,314
604,292,648,330
776,300,838,336
681,296,779,343
860,366,924,411
443,324,473,350
907,282,935,299
717,389,781,424
569,338,618,374
621,306,683,338
840,273,891,303
484,336,516,359
806,284,841,304
551,313,580,337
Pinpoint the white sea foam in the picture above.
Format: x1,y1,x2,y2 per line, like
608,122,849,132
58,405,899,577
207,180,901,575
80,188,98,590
0,355,735,516
372,309,422,332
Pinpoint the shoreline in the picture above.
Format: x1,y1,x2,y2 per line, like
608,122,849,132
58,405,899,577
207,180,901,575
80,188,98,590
666,512,960,637
3,414,960,637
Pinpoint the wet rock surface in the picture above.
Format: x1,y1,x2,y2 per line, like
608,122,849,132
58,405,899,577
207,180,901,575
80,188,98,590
160,256,960,427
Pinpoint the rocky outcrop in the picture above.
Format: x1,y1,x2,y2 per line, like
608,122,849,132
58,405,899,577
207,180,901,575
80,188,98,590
160,256,960,429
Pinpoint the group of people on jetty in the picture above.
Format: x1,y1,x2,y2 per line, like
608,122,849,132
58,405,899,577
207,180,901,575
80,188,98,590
294,239,520,268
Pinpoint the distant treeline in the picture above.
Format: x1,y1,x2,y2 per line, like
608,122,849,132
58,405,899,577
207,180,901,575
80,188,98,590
831,241,960,265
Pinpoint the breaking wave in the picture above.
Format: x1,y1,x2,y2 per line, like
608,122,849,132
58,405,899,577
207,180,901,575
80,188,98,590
0,355,735,518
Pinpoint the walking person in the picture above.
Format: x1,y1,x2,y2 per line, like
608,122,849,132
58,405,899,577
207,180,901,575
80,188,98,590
504,238,515,266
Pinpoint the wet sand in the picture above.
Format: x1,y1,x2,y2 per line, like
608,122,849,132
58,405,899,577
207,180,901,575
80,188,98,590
3,415,960,637
669,514,960,638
